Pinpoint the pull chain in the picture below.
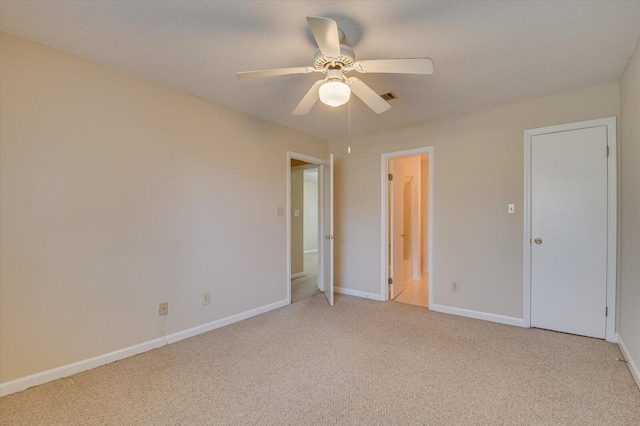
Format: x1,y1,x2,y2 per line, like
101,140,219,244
348,97,351,138
347,97,352,154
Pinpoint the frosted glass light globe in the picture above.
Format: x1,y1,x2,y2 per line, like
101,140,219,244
319,81,351,107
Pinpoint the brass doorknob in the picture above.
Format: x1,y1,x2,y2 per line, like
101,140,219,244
534,238,543,245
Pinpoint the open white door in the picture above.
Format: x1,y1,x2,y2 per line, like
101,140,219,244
390,160,405,299
321,154,334,306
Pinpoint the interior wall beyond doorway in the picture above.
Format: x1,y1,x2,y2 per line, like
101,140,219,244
393,156,423,281
303,169,319,253
421,156,429,273
291,167,304,275
403,178,412,261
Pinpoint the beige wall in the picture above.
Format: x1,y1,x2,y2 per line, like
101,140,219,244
0,33,328,383
619,41,640,378
290,168,304,274
331,82,619,318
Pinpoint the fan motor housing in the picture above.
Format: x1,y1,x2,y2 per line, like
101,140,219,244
314,45,355,70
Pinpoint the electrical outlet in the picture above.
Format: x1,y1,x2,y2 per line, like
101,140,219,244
159,302,168,316
451,282,460,292
202,292,210,306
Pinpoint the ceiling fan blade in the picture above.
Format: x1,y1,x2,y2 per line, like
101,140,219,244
348,78,391,114
293,80,324,115
306,16,341,58
236,67,313,80
353,58,434,75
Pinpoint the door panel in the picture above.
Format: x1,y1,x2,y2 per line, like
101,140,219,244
531,126,608,338
390,160,405,299
321,154,334,306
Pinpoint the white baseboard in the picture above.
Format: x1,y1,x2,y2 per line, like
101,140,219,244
0,298,289,397
430,304,527,328
617,334,640,390
303,249,318,254
0,336,166,398
164,298,289,344
291,272,305,279
335,286,385,302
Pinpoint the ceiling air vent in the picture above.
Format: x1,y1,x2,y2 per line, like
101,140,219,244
380,92,397,101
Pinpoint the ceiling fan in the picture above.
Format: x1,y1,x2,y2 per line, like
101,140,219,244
236,16,433,115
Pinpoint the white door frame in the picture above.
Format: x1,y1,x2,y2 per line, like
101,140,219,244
523,117,617,342
381,147,434,306
287,152,325,304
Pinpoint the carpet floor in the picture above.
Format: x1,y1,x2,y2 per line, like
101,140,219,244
1,294,639,425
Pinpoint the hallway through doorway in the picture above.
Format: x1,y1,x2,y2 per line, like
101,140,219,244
386,151,431,309
291,252,320,302
394,274,429,307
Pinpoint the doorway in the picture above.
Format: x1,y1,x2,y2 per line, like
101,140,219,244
287,152,334,306
290,160,320,302
381,147,433,308
523,117,617,342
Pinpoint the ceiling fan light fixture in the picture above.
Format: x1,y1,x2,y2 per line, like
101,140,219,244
319,80,351,107
237,16,432,115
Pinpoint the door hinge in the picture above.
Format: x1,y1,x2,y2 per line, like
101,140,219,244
388,278,393,285
388,173,393,181
607,146,610,157
605,306,608,317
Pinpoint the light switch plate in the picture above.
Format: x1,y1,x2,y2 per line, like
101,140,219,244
294,209,300,217
276,206,285,216
508,204,515,214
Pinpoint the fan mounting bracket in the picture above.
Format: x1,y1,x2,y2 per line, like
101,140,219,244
314,44,355,71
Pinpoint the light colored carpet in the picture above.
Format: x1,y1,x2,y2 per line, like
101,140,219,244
291,252,320,303
1,294,639,425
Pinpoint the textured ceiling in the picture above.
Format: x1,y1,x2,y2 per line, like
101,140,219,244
1,1,640,141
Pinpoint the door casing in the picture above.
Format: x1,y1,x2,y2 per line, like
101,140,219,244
381,147,434,305
523,117,617,342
